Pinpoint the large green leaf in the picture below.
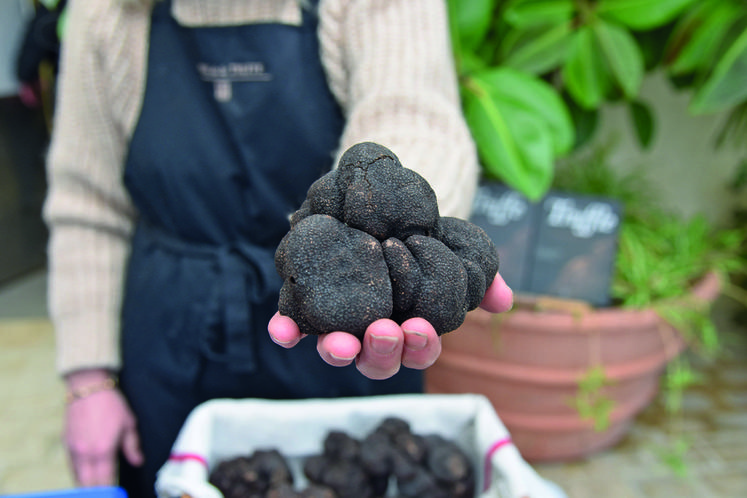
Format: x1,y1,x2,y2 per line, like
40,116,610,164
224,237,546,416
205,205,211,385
458,50,490,75
690,27,747,114
563,26,612,109
446,0,497,53
597,0,698,30
502,21,574,75
503,0,574,28
593,20,644,99
475,67,574,154
462,75,556,200
665,1,742,76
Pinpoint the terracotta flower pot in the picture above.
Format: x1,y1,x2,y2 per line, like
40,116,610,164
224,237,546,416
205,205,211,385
425,272,721,462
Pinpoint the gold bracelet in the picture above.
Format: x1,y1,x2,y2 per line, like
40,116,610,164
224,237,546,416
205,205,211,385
65,377,117,404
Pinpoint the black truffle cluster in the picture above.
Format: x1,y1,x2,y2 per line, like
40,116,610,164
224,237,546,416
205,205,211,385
207,418,476,498
209,449,334,498
275,142,499,338
304,417,476,498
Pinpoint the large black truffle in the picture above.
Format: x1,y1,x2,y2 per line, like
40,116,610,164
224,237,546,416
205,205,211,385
276,142,498,338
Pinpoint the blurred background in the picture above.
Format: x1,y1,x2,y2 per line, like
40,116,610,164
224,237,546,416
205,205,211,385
1,0,746,497
0,0,48,287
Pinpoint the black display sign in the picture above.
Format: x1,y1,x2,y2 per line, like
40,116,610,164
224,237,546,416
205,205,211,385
469,182,622,306
470,182,537,293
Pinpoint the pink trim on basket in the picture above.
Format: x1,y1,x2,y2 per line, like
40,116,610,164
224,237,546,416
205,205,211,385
169,453,209,468
483,437,513,492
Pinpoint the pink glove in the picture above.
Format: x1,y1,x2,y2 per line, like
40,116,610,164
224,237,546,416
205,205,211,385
64,369,144,486
268,273,513,380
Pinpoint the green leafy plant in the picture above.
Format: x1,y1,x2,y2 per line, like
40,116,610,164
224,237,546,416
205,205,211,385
657,434,693,478
664,0,747,115
572,365,615,432
447,0,747,201
655,358,701,476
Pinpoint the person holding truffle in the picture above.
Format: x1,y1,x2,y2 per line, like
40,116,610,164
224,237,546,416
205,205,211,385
45,0,514,497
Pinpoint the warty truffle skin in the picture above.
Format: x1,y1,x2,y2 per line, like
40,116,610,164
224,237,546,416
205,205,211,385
275,214,393,339
291,141,441,241
275,142,499,338
438,216,500,310
382,235,469,335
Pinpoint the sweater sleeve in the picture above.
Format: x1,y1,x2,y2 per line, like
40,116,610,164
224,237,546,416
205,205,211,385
318,0,479,219
43,0,146,375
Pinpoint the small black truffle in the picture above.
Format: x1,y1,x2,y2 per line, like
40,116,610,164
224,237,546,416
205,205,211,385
323,430,361,461
303,431,376,498
275,142,498,337
209,449,294,498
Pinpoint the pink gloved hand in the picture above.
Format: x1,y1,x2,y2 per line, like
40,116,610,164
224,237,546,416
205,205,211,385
268,273,513,380
64,369,144,486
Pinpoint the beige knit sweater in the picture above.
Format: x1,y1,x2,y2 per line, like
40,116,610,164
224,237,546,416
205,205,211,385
44,0,479,375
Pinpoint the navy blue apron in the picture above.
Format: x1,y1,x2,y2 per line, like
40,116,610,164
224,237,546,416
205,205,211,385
117,2,422,496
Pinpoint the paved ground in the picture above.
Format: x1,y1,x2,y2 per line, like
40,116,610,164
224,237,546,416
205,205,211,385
532,320,747,498
1,270,745,497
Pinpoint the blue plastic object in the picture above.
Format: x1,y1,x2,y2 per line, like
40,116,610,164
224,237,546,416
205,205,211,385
7,487,127,498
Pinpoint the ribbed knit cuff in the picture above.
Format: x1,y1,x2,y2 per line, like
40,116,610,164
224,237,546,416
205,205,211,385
54,311,122,376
